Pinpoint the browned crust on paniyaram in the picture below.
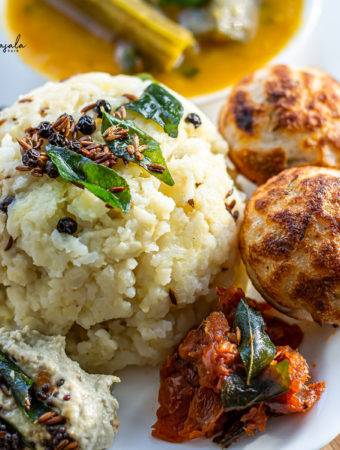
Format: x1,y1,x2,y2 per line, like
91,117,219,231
219,65,340,184
240,166,340,324
229,147,286,185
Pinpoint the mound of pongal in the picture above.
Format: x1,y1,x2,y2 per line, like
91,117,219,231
0,73,245,372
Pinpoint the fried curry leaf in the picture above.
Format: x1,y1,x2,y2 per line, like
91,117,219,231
0,350,53,422
28,394,57,423
101,112,174,186
46,145,131,212
0,350,33,411
213,410,246,448
124,83,183,138
235,298,276,384
221,360,290,412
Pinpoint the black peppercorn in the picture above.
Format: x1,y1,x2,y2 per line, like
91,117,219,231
0,196,15,214
45,161,59,179
57,217,77,235
22,148,40,167
68,140,82,153
37,391,48,401
77,115,96,135
48,132,67,147
95,99,112,118
42,383,50,393
185,113,202,128
37,121,52,138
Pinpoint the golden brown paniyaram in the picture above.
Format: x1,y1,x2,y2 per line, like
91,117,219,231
219,65,340,184
240,166,340,324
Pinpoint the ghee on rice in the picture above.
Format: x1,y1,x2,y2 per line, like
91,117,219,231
0,73,245,373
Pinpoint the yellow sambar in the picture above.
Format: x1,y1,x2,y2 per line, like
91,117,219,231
5,0,303,98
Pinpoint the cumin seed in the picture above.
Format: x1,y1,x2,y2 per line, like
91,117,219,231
80,102,97,114
44,415,65,425
18,97,33,103
127,145,135,155
132,134,139,149
103,126,117,137
120,105,127,119
137,145,147,152
95,154,112,164
16,137,32,150
55,440,69,450
135,151,144,161
35,411,55,424
148,163,166,170
16,165,31,172
108,186,126,193
64,442,79,450
123,93,139,101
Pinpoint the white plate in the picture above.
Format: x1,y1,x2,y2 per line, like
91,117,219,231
1,1,340,449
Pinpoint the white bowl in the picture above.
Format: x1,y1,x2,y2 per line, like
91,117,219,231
194,0,323,121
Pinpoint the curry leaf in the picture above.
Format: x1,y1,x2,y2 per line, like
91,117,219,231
235,298,276,384
124,83,183,138
46,145,131,212
27,395,55,423
221,360,290,412
0,350,54,422
213,411,246,448
0,350,33,411
101,112,174,186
